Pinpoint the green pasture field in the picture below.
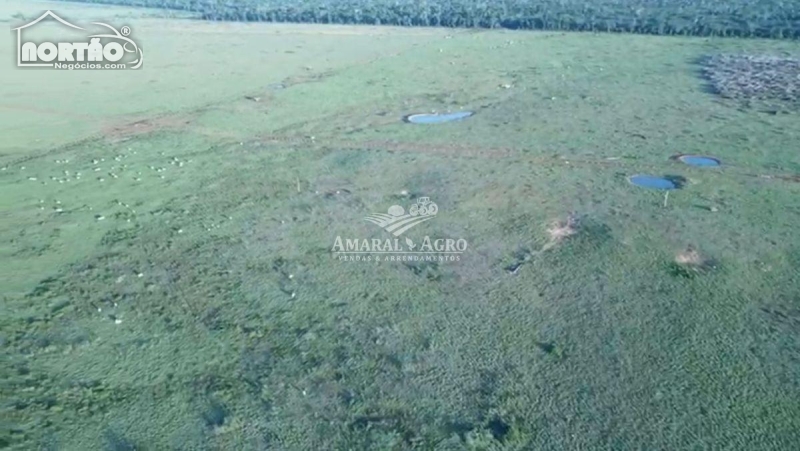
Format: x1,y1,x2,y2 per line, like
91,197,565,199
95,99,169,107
1,1,799,450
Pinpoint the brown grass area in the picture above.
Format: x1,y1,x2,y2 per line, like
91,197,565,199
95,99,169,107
674,245,715,270
101,115,193,141
546,212,581,243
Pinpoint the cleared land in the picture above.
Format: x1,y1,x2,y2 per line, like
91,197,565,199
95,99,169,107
2,1,800,450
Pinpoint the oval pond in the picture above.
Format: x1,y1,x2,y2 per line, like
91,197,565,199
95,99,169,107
404,111,474,124
679,155,721,167
629,175,677,190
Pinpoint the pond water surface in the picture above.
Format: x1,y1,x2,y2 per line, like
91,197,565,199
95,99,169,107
679,155,721,167
629,175,678,190
404,111,474,124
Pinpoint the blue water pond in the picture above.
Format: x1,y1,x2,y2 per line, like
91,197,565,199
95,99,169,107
679,155,721,167
404,111,474,124
629,175,678,190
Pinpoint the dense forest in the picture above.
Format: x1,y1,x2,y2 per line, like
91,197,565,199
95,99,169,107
61,0,800,38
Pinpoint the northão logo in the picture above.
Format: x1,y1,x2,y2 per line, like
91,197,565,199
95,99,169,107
13,10,143,69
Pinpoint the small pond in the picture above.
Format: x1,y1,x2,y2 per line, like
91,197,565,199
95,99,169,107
679,155,721,167
404,111,474,124
629,175,678,190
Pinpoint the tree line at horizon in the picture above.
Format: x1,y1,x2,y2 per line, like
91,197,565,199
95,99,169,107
57,0,800,39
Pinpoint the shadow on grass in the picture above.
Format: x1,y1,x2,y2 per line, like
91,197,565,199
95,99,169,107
103,429,137,451
663,175,688,189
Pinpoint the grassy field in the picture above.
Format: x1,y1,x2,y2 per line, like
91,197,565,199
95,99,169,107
2,1,800,450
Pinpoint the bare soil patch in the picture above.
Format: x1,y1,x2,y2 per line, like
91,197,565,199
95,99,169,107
101,115,193,141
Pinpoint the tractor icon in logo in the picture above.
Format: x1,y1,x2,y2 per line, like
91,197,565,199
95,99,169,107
364,197,438,237
409,197,438,217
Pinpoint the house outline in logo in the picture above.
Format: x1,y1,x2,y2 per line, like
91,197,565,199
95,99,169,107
12,11,84,67
364,197,438,237
12,10,143,69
